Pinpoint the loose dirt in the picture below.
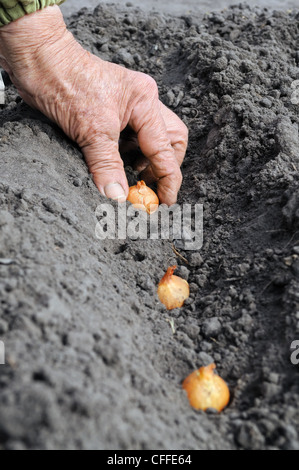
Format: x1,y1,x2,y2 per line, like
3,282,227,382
0,3,298,450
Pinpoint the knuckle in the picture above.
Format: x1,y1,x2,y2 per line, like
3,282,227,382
145,76,159,96
166,163,183,186
173,122,189,161
88,157,124,176
134,72,159,99
75,122,104,148
180,122,189,142
175,121,189,145
176,168,183,187
160,169,182,202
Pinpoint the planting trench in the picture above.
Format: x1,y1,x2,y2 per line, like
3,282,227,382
0,3,298,449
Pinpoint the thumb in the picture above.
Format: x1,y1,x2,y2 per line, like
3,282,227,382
83,135,129,203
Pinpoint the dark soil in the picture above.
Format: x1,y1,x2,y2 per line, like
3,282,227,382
0,3,299,450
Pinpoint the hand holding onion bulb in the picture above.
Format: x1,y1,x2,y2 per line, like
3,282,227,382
127,181,159,214
182,363,230,413
158,266,190,310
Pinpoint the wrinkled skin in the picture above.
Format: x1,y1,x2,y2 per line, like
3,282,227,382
0,6,188,205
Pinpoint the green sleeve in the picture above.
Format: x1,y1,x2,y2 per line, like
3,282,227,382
0,1,65,27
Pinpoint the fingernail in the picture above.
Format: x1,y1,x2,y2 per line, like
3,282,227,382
104,183,127,203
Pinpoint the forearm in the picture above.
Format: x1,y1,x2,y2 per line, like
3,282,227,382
0,6,87,108
0,6,73,78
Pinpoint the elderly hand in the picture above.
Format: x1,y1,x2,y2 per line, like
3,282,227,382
0,6,188,205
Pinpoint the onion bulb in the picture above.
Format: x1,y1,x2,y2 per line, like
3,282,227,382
127,181,159,214
182,363,230,412
157,266,190,310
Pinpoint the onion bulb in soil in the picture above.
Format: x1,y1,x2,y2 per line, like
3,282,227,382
157,266,190,310
127,181,159,214
182,363,230,413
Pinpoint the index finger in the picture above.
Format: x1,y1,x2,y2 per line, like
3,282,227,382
129,99,182,206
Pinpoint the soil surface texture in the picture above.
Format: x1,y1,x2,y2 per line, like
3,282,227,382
62,1,299,17
0,2,299,450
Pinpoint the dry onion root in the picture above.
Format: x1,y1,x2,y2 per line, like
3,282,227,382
157,266,190,310
182,363,230,413
127,181,159,214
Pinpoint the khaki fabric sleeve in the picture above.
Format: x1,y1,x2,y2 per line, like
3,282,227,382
0,1,65,26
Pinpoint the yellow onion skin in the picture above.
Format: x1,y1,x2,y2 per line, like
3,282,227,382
182,363,230,413
127,181,159,214
157,266,190,310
